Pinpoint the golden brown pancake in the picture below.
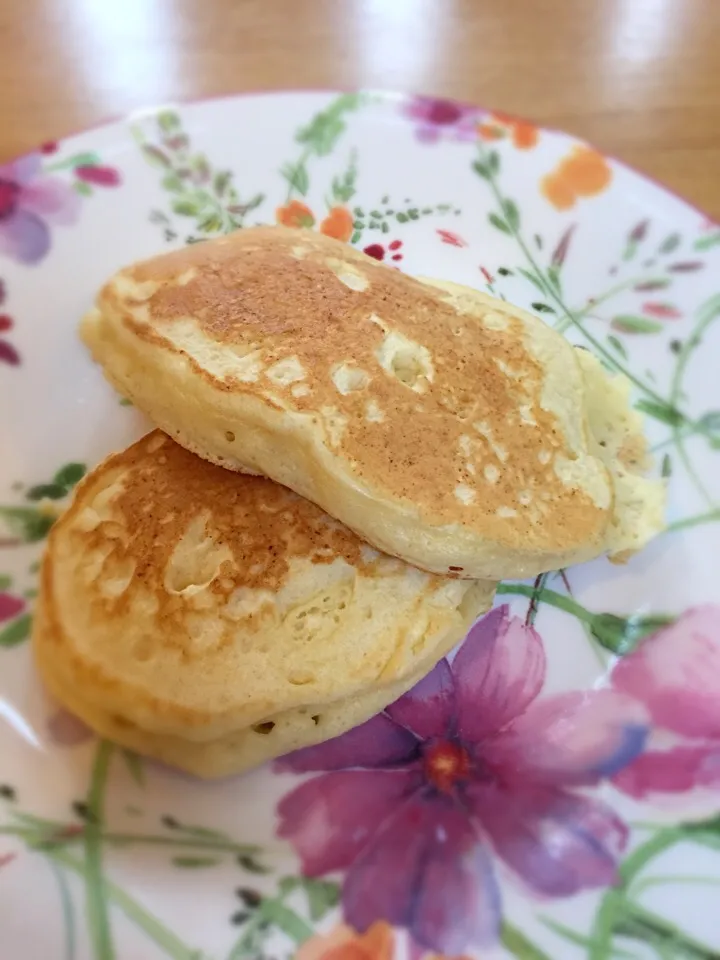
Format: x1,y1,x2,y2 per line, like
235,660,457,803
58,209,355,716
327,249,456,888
81,226,664,579
33,431,495,777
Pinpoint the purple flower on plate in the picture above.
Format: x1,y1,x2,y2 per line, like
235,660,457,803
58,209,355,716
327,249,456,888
275,606,648,955
0,153,80,264
399,96,483,144
612,605,720,797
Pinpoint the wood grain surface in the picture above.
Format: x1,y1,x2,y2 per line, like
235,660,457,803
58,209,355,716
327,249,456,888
1,0,718,217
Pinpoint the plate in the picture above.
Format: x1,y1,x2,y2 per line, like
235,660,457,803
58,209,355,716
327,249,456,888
1,91,719,960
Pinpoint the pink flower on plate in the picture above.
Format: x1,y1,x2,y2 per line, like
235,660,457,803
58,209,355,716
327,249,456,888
437,229,467,248
400,96,483,144
642,301,682,320
276,606,648,956
612,605,720,798
75,165,122,187
0,591,24,623
0,153,80,264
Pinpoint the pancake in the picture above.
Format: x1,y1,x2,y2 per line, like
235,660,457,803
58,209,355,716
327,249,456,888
33,431,495,777
36,612,445,779
81,226,664,579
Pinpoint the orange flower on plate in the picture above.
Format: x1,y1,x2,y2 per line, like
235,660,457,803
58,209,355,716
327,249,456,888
541,145,612,210
511,120,539,150
559,146,612,196
320,206,354,242
295,921,394,960
540,172,576,211
276,199,315,228
478,111,539,150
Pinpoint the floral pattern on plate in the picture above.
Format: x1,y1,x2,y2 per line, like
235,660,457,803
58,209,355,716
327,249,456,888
1,90,719,960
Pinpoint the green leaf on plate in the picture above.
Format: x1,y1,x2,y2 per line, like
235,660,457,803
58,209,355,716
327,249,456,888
0,575,11,589
280,161,309,196
237,854,269,874
515,267,547,294
172,856,222,869
226,194,265,219
0,506,55,543
658,231,681,254
635,398,685,427
295,93,360,156
300,878,340,921
531,302,556,314
53,463,86,488
661,453,672,478
546,264,562,296
198,214,223,234
501,920,553,960
173,823,230,841
172,198,202,217
607,334,629,359
157,110,181,133
501,198,520,231
487,149,500,175
488,213,510,234
472,159,490,180
73,181,92,196
142,144,171,168
590,612,674,656
160,174,183,193
25,483,67,502
611,315,663,334
694,231,720,251
258,898,313,944
0,614,32,648
189,154,210,183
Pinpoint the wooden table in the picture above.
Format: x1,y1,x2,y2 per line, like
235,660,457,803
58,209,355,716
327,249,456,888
2,0,719,218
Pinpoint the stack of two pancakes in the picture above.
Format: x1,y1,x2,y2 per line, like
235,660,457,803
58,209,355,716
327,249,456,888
34,227,664,778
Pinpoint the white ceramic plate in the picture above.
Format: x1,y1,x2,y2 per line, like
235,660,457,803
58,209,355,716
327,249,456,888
1,91,719,960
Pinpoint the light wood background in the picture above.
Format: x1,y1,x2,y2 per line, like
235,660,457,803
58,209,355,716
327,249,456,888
1,0,718,218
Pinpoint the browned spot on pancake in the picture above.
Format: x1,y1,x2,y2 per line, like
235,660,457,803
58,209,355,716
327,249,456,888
106,227,606,550
70,432,365,657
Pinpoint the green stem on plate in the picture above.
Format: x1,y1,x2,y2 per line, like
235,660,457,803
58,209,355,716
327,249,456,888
5,811,259,858
474,144,710,436
589,822,720,960
559,276,666,333
225,883,314,960
540,916,640,959
650,421,711,452
631,873,720,898
497,582,595,624
84,741,116,960
668,293,720,508
613,898,720,959
43,152,101,173
665,509,720,534
48,858,77,960
259,897,313,943
46,848,202,960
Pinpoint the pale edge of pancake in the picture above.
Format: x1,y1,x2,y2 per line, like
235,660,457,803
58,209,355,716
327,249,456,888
34,583,494,779
576,349,666,561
